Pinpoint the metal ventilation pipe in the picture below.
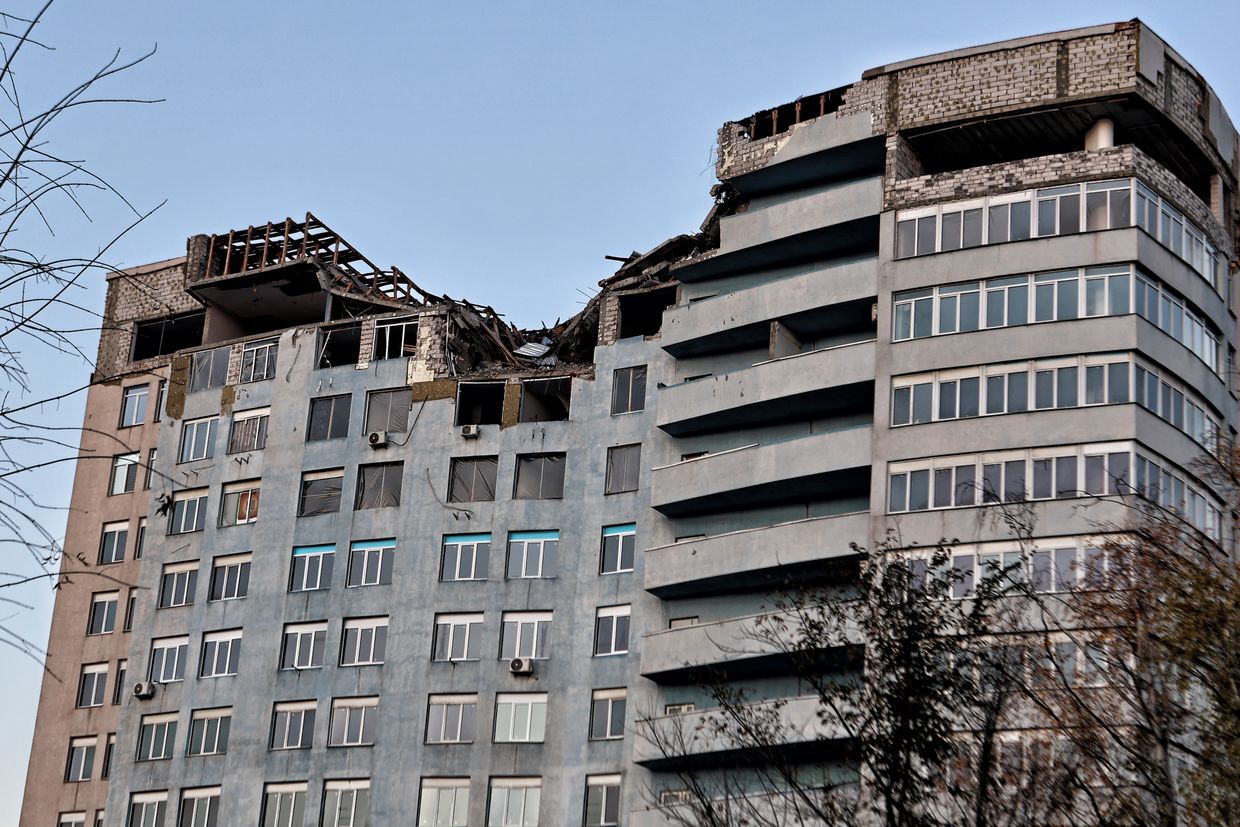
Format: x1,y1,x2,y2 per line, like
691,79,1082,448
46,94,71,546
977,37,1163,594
1085,118,1115,151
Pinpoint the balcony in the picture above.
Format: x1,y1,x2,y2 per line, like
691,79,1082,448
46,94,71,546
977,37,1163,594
644,511,868,598
657,340,875,437
650,427,871,518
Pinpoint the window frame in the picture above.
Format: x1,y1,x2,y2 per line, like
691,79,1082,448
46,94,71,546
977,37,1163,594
513,452,566,500
179,416,219,463
593,605,631,657
611,365,647,415
120,384,149,428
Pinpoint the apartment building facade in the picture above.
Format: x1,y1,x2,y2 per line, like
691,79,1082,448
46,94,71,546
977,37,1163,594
21,19,1238,827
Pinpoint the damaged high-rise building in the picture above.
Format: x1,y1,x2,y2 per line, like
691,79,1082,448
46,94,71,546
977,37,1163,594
20,19,1239,827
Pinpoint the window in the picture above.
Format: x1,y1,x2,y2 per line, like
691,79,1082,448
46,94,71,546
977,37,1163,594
220,479,261,526
281,622,327,670
128,793,168,827
456,381,505,426
88,592,118,635
144,449,157,490
590,688,626,740
584,775,622,827
188,346,230,392
77,663,107,708
506,531,557,579
448,456,498,502
611,366,647,414
113,660,127,704
365,388,412,433
322,780,370,827
271,701,316,750
179,416,218,462
346,539,394,587
318,321,363,368
514,453,565,499
519,377,571,422
149,636,189,683
299,469,344,516
178,787,221,827
135,517,147,558
487,778,541,827
95,813,106,827
240,338,278,382
418,779,469,827
169,488,208,534
155,380,167,422
600,524,636,574
498,610,552,660
290,544,335,592
110,452,139,495
261,783,307,827
159,561,198,608
57,813,85,827
329,698,378,747
494,693,547,743
355,462,403,509
99,521,128,565
375,316,419,360
605,445,640,494
132,311,204,361
124,591,136,632
307,394,351,441
441,533,490,581
65,736,97,781
101,733,115,779
593,606,630,656
228,407,270,453
433,613,483,662
187,708,231,756
137,713,177,761
120,384,149,428
200,629,241,678
426,695,477,744
210,553,251,600
341,617,388,666
939,203,984,251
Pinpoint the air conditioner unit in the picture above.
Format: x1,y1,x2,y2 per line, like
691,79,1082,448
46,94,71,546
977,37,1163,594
508,657,534,676
367,430,388,448
460,424,481,439
132,681,157,700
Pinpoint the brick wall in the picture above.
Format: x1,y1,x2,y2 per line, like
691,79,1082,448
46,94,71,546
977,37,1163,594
96,259,199,380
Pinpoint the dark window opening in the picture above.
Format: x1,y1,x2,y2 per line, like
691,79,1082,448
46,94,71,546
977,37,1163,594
519,377,571,422
356,462,403,509
456,382,505,426
188,346,230,393
448,457,498,502
366,388,412,434
308,395,351,441
617,287,676,339
131,312,204,362
317,322,362,369
299,470,343,516
514,453,566,500
374,317,419,360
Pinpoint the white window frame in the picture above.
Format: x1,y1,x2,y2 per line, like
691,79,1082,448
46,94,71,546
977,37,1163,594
137,712,178,761
590,688,626,741
493,693,547,743
178,787,221,827
441,533,490,581
322,779,371,827
262,783,307,827
281,622,327,671
599,524,636,575
290,544,335,592
109,452,139,495
239,338,278,383
487,777,541,827
200,629,242,678
128,793,168,827
328,697,379,747
65,736,97,782
220,478,261,526
584,774,622,827
159,560,198,609
433,613,484,662
187,707,231,756
210,552,251,601
99,520,128,565
88,591,118,635
506,531,557,579
149,635,189,683
271,701,316,751
418,778,469,827
347,539,395,587
227,406,270,453
593,605,630,657
169,488,209,535
374,316,419,360
77,663,108,708
340,616,388,667
426,694,478,745
500,611,552,660
179,416,219,463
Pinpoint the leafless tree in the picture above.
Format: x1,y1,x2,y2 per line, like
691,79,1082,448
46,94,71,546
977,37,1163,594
0,1,160,670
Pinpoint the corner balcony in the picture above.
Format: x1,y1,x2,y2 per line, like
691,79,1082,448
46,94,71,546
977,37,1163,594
657,340,875,437
650,427,871,518
644,511,869,599
633,695,850,769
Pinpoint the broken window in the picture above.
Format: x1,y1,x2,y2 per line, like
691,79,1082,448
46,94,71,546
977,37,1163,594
605,444,641,494
299,469,344,516
131,312,204,362
365,388,412,434
448,457,498,503
617,286,675,339
456,382,505,426
611,366,647,415
519,377,571,422
514,453,566,500
239,338,278,383
356,462,403,509
188,346,230,393
374,317,418,360
308,394,351,441
317,322,362,369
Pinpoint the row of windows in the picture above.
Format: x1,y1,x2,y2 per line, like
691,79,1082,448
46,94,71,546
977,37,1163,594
902,537,1117,599
143,605,631,683
894,178,1225,291
892,264,1223,374
888,442,1222,539
94,772,621,827
890,353,1222,448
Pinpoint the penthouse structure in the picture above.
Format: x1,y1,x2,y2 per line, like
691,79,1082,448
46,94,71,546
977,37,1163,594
21,19,1238,827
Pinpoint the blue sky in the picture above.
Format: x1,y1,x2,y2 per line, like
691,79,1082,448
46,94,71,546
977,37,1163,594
4,0,1237,820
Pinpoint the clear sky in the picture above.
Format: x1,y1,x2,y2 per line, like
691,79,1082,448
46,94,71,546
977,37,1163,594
4,0,1238,821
